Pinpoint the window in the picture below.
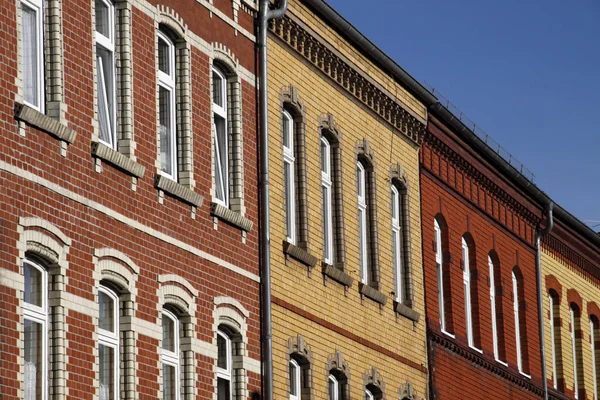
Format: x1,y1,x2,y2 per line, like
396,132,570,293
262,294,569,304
591,316,600,400
98,286,119,400
213,67,229,207
364,384,382,400
322,137,333,264
391,184,403,302
463,237,474,348
95,0,117,148
434,218,450,334
216,328,232,400
328,374,339,400
357,161,369,284
23,259,48,400
162,310,180,400
549,291,564,390
21,0,44,111
158,31,177,180
512,270,529,375
488,255,503,362
570,304,583,399
283,110,296,244
289,359,300,400
364,389,374,400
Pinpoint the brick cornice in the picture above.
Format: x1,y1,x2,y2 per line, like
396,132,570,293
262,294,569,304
272,296,427,374
269,15,426,146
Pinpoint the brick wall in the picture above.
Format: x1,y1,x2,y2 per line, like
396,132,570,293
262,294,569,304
0,0,260,399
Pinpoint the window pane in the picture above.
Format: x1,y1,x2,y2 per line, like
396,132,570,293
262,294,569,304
158,37,170,75
289,361,298,396
282,114,290,149
163,364,176,400
214,116,228,203
95,0,110,37
24,262,42,307
321,140,327,173
217,377,231,400
217,333,228,370
328,377,337,400
322,185,330,260
212,72,223,107
162,313,175,352
98,291,114,332
159,86,174,176
24,319,43,400
284,162,292,239
99,344,115,400
22,4,39,108
96,50,114,147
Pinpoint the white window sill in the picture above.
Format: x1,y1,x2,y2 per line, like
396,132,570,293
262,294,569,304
441,329,455,339
495,358,508,367
519,370,531,379
469,345,483,354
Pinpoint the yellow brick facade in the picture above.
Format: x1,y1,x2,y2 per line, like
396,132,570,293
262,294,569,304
541,233,600,399
268,1,428,398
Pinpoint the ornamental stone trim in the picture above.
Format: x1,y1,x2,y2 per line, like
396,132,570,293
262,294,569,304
394,301,420,322
359,282,388,306
283,241,318,268
322,262,353,287
269,16,426,145
92,141,145,178
14,102,76,144
155,174,204,207
210,202,253,232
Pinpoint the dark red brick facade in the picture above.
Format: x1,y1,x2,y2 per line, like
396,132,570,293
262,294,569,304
0,0,260,399
421,114,546,399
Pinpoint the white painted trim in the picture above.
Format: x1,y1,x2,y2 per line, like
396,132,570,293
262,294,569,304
0,160,260,282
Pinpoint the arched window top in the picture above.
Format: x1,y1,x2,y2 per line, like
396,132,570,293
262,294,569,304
488,250,500,266
280,85,305,119
156,4,188,38
389,162,409,193
23,258,48,311
356,138,375,169
462,232,475,247
212,43,239,75
319,113,341,143
434,213,447,230
98,285,119,335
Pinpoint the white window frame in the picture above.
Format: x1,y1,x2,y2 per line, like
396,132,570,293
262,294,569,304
549,293,558,389
98,286,119,400
364,388,374,400
435,219,451,336
162,309,180,400
289,358,300,400
571,305,579,399
513,271,524,375
489,256,500,362
328,374,339,400
95,0,117,149
23,258,48,400
283,110,296,245
357,161,368,284
463,238,478,351
392,185,403,303
592,318,598,400
321,136,333,264
216,329,233,400
21,0,45,112
157,31,177,181
212,67,229,207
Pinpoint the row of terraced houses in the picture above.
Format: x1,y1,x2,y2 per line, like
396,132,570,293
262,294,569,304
0,0,598,399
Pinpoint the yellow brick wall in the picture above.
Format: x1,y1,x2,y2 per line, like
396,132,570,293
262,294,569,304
268,1,428,398
541,245,600,398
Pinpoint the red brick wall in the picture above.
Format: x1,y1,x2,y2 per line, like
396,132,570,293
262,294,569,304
421,115,544,398
0,0,260,398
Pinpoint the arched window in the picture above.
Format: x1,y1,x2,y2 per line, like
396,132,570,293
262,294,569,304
462,237,474,348
391,183,404,303
489,252,506,363
328,372,348,400
158,30,178,180
328,374,339,400
162,309,180,400
512,268,529,375
213,66,229,207
364,384,382,400
98,285,119,400
462,234,481,350
283,109,296,244
216,327,233,399
570,304,584,398
322,136,334,264
95,0,117,148
23,258,48,400
289,358,301,400
549,290,564,390
591,315,600,400
435,216,453,335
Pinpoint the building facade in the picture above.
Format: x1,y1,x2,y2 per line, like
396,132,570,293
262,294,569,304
542,210,600,400
0,0,261,399
421,103,547,399
267,1,430,398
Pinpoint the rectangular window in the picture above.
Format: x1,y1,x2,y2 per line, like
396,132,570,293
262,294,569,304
213,68,229,207
158,32,177,180
357,161,368,284
463,238,473,348
489,256,499,361
162,310,180,400
95,0,116,148
23,259,48,400
549,294,558,389
513,272,523,374
391,185,403,302
21,0,44,111
98,287,119,400
321,137,333,264
435,219,446,333
571,306,579,399
283,110,296,244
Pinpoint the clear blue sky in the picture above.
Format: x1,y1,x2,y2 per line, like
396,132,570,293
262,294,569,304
326,0,600,227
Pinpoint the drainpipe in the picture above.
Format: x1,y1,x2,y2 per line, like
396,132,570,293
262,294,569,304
536,201,554,400
258,1,288,400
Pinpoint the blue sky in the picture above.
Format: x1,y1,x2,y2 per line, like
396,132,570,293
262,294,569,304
326,0,600,227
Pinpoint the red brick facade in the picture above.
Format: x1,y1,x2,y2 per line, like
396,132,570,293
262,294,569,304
0,0,260,399
421,114,546,399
